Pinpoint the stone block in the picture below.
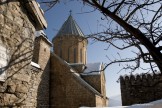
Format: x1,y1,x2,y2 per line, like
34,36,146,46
16,83,28,93
13,73,31,83
7,80,16,92
4,94,18,105
15,92,25,99
7,85,16,93
6,11,13,21
0,0,51,107
0,14,4,25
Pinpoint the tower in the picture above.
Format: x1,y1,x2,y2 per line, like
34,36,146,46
33,30,52,70
52,13,88,64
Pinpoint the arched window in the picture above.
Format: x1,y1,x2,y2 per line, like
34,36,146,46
74,48,76,63
80,48,82,63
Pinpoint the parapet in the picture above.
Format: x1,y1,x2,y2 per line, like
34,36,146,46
120,72,162,106
120,72,162,85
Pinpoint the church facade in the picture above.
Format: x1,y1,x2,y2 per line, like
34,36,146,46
0,0,108,107
49,14,108,107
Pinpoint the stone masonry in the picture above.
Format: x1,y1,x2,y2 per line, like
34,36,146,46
0,0,47,107
53,35,88,64
0,1,108,107
120,73,162,106
50,53,107,108
51,13,108,107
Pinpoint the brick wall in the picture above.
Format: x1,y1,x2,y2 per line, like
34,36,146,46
120,73,162,106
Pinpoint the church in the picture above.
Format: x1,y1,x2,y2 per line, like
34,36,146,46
48,13,108,107
33,13,108,107
0,1,107,107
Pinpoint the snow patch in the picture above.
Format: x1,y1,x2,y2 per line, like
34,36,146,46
35,30,46,37
31,61,40,69
81,62,101,75
80,98,162,108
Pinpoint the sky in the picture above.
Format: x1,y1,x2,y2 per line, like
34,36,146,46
40,0,130,98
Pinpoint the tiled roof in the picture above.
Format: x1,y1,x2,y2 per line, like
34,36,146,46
56,14,84,37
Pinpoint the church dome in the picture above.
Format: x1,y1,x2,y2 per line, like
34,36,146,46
55,14,84,37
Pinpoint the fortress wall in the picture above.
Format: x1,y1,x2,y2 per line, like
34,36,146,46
120,73,162,106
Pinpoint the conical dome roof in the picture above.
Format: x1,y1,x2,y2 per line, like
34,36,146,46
55,14,84,37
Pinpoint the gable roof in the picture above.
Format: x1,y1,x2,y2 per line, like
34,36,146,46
55,14,84,37
72,70,102,97
52,53,102,97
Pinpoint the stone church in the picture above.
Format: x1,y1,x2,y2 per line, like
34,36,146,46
0,0,108,107
50,13,108,107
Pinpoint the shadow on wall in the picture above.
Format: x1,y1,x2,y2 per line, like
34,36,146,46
37,61,50,107
0,37,34,107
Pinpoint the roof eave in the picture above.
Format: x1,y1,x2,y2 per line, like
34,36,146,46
24,0,47,30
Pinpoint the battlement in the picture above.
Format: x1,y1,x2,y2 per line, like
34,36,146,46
120,72,162,106
120,72,162,86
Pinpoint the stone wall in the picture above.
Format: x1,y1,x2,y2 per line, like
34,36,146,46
82,75,101,93
32,35,51,107
33,35,52,69
50,53,98,108
95,95,107,107
120,73,162,106
0,1,35,107
53,35,87,64
100,70,107,105
24,66,39,107
0,1,49,107
81,65,107,106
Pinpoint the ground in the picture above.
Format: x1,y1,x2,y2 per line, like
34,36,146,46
80,98,162,108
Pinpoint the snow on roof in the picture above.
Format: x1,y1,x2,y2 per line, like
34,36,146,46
81,62,102,75
31,61,40,69
34,30,52,46
52,53,102,97
35,30,46,37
